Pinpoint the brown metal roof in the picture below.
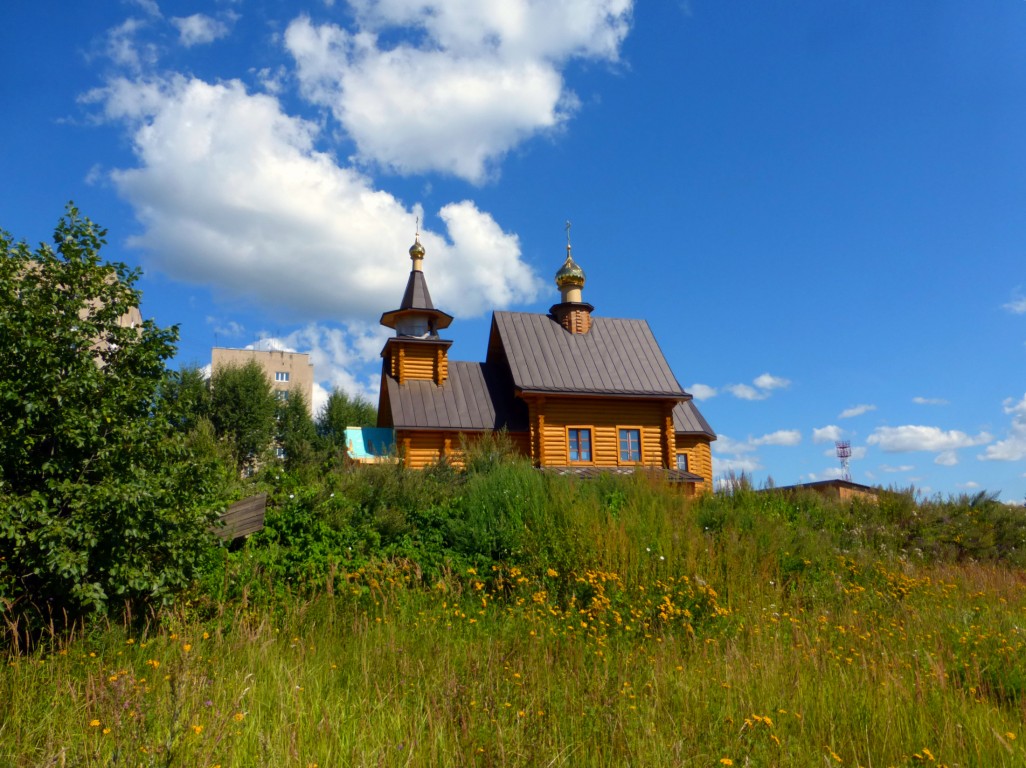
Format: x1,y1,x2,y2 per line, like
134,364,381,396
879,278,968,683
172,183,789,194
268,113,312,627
673,400,716,439
384,361,529,432
489,311,687,397
380,271,454,331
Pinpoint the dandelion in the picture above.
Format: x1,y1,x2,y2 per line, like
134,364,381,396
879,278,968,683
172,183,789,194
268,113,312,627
191,724,204,735
1007,732,1017,741
102,728,111,735
234,712,245,722
89,719,101,728
720,760,733,766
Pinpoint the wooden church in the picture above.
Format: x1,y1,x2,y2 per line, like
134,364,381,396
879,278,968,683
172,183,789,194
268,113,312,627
376,231,716,491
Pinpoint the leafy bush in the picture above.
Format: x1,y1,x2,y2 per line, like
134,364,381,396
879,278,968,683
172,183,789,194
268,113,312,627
0,207,225,639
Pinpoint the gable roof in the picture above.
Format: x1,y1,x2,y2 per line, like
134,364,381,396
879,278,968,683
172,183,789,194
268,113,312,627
673,400,716,439
383,360,528,432
489,311,687,398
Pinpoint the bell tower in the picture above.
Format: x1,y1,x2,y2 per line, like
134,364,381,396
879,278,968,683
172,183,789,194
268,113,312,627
379,229,454,385
550,220,594,334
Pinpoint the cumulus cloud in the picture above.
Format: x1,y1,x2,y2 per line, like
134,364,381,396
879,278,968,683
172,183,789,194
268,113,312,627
913,396,948,406
753,373,790,391
726,373,790,401
100,18,159,71
248,323,389,412
712,435,757,456
713,456,762,476
207,317,246,337
284,1,633,182
980,393,1026,461
689,383,717,401
867,425,993,453
751,430,801,447
86,75,542,321
934,451,958,466
1003,295,1026,314
727,383,765,401
839,404,876,419
171,14,232,47
812,425,843,444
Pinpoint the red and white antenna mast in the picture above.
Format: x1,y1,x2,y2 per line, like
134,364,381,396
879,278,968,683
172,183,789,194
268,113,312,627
835,440,852,481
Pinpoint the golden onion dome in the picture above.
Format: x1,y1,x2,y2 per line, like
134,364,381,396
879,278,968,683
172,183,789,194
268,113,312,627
409,237,425,260
555,250,585,289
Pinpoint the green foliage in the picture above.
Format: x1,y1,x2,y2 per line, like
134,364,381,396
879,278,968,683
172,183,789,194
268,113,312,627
160,364,211,433
316,388,377,448
276,388,318,471
208,360,276,471
0,206,221,633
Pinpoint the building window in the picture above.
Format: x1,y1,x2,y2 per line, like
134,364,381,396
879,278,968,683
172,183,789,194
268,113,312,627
568,427,592,462
618,428,641,463
275,371,290,382
676,453,689,472
276,389,289,401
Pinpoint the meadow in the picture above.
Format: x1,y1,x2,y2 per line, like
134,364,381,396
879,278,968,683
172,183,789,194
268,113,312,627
3,451,1025,767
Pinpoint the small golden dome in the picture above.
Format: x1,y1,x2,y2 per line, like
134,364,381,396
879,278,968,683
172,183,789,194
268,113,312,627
555,249,585,289
409,237,425,260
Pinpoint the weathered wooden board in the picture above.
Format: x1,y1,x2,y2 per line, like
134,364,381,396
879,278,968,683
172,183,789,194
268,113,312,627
215,493,267,541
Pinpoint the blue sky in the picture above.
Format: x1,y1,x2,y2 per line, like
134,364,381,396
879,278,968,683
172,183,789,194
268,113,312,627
4,0,1026,500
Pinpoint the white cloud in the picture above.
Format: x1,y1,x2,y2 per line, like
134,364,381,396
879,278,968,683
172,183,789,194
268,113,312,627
207,317,245,337
87,75,542,321
1003,296,1026,314
727,383,766,401
130,0,161,17
751,429,801,447
689,383,717,401
958,481,980,489
726,373,790,401
979,393,1026,461
839,404,876,419
753,373,789,391
712,435,756,456
880,464,914,473
284,2,633,182
867,425,993,453
913,396,948,406
934,451,958,466
171,14,232,47
101,18,159,71
812,425,843,444
713,456,762,476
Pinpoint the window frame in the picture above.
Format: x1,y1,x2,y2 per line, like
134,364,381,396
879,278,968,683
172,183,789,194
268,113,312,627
676,452,689,472
617,426,643,465
275,371,290,382
566,426,594,464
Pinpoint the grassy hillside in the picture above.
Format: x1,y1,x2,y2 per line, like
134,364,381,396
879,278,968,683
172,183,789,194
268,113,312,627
3,449,1025,766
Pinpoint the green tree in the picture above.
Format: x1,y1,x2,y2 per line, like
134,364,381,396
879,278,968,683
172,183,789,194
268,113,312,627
0,206,222,631
317,388,377,449
277,388,318,471
160,363,211,433
208,360,276,471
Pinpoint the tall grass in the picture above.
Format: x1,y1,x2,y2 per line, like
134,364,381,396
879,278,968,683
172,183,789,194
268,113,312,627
3,454,1025,766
